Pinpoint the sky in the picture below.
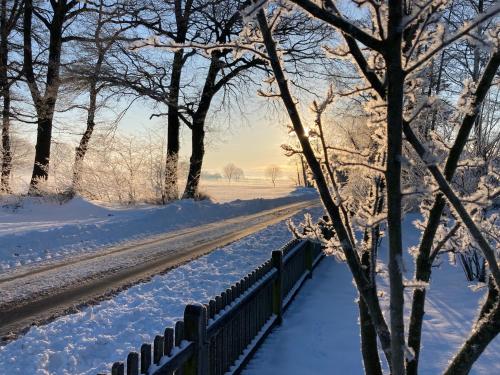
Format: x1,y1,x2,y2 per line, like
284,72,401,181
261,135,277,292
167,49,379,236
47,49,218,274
118,95,299,179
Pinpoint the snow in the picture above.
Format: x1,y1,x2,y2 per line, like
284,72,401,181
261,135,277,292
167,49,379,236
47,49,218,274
200,180,300,203
242,257,363,375
0,187,316,271
0,206,323,375
243,213,499,375
1,195,497,374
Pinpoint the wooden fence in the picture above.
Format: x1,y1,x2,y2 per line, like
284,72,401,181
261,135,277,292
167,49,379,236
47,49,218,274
101,239,324,375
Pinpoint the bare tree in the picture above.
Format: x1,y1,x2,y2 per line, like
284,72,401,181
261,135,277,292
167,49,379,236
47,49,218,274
223,162,239,183
265,164,281,187
121,0,198,202
234,167,244,182
22,0,87,194
180,0,265,199
0,0,22,192
63,0,133,192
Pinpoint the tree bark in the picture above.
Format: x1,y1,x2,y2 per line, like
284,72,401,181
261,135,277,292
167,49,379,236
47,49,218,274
386,1,406,372
72,81,98,190
0,0,12,192
359,294,383,375
359,241,383,375
477,276,499,323
163,49,183,202
183,122,205,199
24,0,66,194
1,92,11,192
163,0,194,202
300,155,308,187
444,276,499,375
182,54,219,199
30,116,54,191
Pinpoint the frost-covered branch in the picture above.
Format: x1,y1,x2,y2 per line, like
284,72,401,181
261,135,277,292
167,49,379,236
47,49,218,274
403,122,500,289
289,0,385,52
255,7,393,366
406,3,500,74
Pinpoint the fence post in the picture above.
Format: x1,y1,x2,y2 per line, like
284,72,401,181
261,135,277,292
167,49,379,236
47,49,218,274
183,304,208,375
141,344,151,374
154,335,164,365
272,250,284,324
140,344,151,374
127,352,139,375
112,362,124,375
305,240,313,278
164,328,174,356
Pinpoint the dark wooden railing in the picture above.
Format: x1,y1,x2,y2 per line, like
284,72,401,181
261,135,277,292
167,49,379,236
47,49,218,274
101,239,324,375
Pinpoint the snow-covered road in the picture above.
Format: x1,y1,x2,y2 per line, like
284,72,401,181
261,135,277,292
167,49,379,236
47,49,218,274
0,206,322,375
0,189,316,271
0,199,317,340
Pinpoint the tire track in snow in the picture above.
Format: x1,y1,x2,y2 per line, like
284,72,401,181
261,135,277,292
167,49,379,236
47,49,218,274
0,199,318,341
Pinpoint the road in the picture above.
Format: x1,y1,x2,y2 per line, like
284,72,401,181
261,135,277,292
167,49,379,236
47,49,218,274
0,199,317,341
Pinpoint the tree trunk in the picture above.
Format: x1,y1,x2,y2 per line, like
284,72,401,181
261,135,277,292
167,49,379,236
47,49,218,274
182,122,204,199
300,155,308,187
162,0,195,202
29,115,53,193
25,1,64,194
359,246,383,375
72,84,97,191
406,49,500,374
163,49,183,202
478,276,499,323
182,54,219,200
1,91,11,192
386,2,406,372
256,10,393,365
0,0,11,192
359,296,383,375
406,198,445,375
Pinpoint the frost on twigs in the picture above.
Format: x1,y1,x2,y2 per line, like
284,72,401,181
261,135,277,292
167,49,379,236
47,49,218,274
457,79,479,117
403,279,430,290
485,24,500,50
288,214,350,262
404,345,416,362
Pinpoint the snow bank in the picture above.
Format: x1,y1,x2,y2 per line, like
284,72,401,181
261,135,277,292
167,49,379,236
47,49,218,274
0,188,317,270
0,207,323,375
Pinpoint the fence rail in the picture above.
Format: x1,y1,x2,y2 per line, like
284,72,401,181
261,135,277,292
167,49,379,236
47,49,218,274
101,239,324,375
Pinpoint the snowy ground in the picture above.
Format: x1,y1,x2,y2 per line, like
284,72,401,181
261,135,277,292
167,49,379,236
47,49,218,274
1,189,497,374
243,257,363,375
0,206,322,375
243,213,500,375
0,187,315,271
200,179,297,203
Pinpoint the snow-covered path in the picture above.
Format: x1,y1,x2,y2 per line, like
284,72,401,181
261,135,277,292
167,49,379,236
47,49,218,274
243,256,363,375
243,215,500,375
